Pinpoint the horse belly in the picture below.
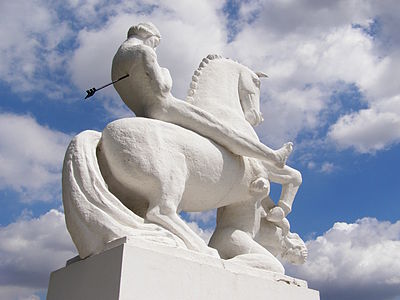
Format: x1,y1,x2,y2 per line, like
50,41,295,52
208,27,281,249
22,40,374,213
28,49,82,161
179,142,246,212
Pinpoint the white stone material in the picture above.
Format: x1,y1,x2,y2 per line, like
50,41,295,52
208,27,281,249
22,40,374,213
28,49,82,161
61,21,308,274
47,238,319,300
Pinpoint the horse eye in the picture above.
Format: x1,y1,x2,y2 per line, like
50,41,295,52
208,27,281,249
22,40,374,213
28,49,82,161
253,78,260,88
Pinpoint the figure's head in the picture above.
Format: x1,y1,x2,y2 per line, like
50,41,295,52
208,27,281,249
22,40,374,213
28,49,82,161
238,69,267,127
127,22,161,48
281,232,308,265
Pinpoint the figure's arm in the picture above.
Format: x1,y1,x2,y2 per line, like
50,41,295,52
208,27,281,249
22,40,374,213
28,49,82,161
136,45,292,167
139,45,172,96
150,97,292,166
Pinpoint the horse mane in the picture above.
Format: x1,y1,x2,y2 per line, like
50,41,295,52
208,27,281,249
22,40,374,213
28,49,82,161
186,54,239,103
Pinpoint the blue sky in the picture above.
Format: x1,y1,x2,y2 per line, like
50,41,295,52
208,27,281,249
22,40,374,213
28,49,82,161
0,1,399,299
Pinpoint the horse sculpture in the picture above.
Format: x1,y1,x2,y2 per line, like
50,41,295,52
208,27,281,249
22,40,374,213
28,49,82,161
63,44,305,273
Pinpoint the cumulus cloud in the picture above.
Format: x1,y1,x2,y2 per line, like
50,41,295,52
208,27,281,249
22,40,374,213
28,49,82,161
0,113,71,202
286,218,400,300
0,286,42,300
182,210,215,243
67,0,398,151
185,221,214,244
186,210,216,225
328,107,400,153
2,0,400,152
257,86,326,146
320,162,334,173
0,1,72,98
225,0,400,152
0,210,76,300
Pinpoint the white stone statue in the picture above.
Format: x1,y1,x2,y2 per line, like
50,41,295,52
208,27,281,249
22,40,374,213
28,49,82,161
62,22,306,274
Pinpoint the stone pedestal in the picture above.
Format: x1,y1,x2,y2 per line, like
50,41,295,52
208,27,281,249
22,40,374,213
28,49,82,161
47,237,319,300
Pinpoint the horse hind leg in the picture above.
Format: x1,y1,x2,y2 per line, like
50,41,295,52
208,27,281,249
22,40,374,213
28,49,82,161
146,203,219,257
145,165,219,258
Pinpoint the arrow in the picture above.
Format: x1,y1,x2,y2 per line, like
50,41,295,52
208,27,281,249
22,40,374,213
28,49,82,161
84,74,129,99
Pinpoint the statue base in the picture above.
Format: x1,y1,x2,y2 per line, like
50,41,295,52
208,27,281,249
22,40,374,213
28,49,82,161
47,237,319,300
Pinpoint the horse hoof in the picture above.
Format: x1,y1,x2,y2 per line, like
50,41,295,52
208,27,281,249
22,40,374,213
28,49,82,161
266,206,285,223
205,247,220,258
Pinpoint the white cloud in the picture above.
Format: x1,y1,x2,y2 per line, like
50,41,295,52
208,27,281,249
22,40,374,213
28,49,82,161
69,0,400,154
0,1,72,98
1,0,400,153
0,113,71,202
328,107,400,153
256,87,325,146
185,221,214,244
69,14,131,94
307,161,316,169
0,286,42,300
65,0,400,152
186,210,216,224
320,162,334,173
0,210,76,300
226,1,400,153
286,218,400,300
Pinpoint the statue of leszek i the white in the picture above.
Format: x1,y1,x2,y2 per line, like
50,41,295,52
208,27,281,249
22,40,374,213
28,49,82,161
62,22,307,274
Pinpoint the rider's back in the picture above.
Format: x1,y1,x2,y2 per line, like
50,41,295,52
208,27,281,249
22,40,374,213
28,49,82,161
112,40,166,117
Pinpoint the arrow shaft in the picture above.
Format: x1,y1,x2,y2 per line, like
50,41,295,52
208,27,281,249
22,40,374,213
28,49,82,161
84,74,129,99
97,74,130,91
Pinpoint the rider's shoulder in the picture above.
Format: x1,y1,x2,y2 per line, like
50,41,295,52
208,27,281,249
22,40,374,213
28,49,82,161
136,44,157,56
121,41,156,57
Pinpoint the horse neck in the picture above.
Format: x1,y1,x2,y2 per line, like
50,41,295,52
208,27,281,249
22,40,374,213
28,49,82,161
187,57,244,121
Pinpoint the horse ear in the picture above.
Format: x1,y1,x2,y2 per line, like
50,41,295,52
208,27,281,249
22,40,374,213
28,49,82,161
256,72,268,78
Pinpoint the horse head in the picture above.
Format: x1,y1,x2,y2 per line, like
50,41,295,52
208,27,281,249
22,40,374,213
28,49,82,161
238,70,267,127
187,55,267,132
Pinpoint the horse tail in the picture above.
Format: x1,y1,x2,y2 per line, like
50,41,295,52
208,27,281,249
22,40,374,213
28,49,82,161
62,130,182,258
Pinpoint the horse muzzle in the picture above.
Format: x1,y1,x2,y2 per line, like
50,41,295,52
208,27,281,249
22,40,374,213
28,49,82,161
245,109,264,127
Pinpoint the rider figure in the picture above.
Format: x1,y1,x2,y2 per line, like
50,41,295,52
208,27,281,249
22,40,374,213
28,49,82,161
112,22,293,169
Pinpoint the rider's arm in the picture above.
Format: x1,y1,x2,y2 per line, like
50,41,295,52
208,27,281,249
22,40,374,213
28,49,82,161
138,45,172,96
